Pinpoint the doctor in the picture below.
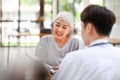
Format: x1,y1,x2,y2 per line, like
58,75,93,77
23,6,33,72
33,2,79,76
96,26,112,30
51,4,120,80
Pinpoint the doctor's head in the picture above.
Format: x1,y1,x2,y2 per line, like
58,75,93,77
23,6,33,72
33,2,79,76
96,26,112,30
80,4,116,46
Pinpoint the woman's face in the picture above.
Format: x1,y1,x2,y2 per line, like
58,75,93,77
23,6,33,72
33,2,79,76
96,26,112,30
52,18,71,40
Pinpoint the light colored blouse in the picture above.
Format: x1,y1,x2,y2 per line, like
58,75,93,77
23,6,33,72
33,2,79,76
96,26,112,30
35,35,84,66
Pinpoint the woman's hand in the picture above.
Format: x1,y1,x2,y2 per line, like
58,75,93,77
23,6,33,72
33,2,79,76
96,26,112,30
49,66,59,74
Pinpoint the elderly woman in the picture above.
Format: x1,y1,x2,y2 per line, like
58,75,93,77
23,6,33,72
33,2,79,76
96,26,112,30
25,12,84,80
35,12,83,66
35,11,84,73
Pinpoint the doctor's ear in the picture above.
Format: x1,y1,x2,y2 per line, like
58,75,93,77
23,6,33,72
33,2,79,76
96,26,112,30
86,23,94,33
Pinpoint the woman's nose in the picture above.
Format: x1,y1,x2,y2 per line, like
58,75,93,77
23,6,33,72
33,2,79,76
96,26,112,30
58,27,62,31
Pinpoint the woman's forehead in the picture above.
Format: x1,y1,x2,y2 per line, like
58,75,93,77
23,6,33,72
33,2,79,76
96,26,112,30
55,17,65,22
55,18,69,24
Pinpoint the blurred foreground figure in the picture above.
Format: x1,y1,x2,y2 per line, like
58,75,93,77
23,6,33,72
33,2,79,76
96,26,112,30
30,62,51,80
6,62,50,80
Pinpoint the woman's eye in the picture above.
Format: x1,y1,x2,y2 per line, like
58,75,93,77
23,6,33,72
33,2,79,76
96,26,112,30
55,24,60,27
63,26,68,29
63,27,67,29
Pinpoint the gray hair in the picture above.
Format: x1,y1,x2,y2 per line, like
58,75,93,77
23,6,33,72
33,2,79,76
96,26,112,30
52,11,76,35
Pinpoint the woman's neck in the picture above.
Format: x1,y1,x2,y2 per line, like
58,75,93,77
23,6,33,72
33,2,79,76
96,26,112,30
53,36,71,48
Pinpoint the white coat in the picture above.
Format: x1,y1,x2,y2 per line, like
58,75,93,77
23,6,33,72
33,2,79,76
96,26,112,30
52,39,120,80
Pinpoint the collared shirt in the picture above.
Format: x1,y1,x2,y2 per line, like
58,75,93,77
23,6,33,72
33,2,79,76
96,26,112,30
52,39,120,80
89,39,112,47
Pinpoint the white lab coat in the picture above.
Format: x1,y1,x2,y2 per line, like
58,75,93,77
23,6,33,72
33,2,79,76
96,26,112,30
52,39,120,80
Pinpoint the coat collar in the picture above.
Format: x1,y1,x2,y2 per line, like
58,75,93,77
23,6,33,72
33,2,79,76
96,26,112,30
89,39,112,47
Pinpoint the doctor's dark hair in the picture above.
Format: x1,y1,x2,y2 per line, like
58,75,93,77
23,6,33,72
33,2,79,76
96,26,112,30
80,4,116,36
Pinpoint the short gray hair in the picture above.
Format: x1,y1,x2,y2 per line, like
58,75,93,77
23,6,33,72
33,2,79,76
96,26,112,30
52,11,76,35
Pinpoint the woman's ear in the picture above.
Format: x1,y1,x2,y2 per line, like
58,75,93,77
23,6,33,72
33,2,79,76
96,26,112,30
66,31,72,37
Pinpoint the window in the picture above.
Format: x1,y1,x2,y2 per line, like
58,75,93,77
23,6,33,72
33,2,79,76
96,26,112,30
0,0,52,46
0,0,103,47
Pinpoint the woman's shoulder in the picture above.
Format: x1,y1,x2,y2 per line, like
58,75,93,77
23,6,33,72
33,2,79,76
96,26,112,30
39,35,53,44
40,35,52,40
37,35,52,46
71,35,85,49
71,35,81,41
